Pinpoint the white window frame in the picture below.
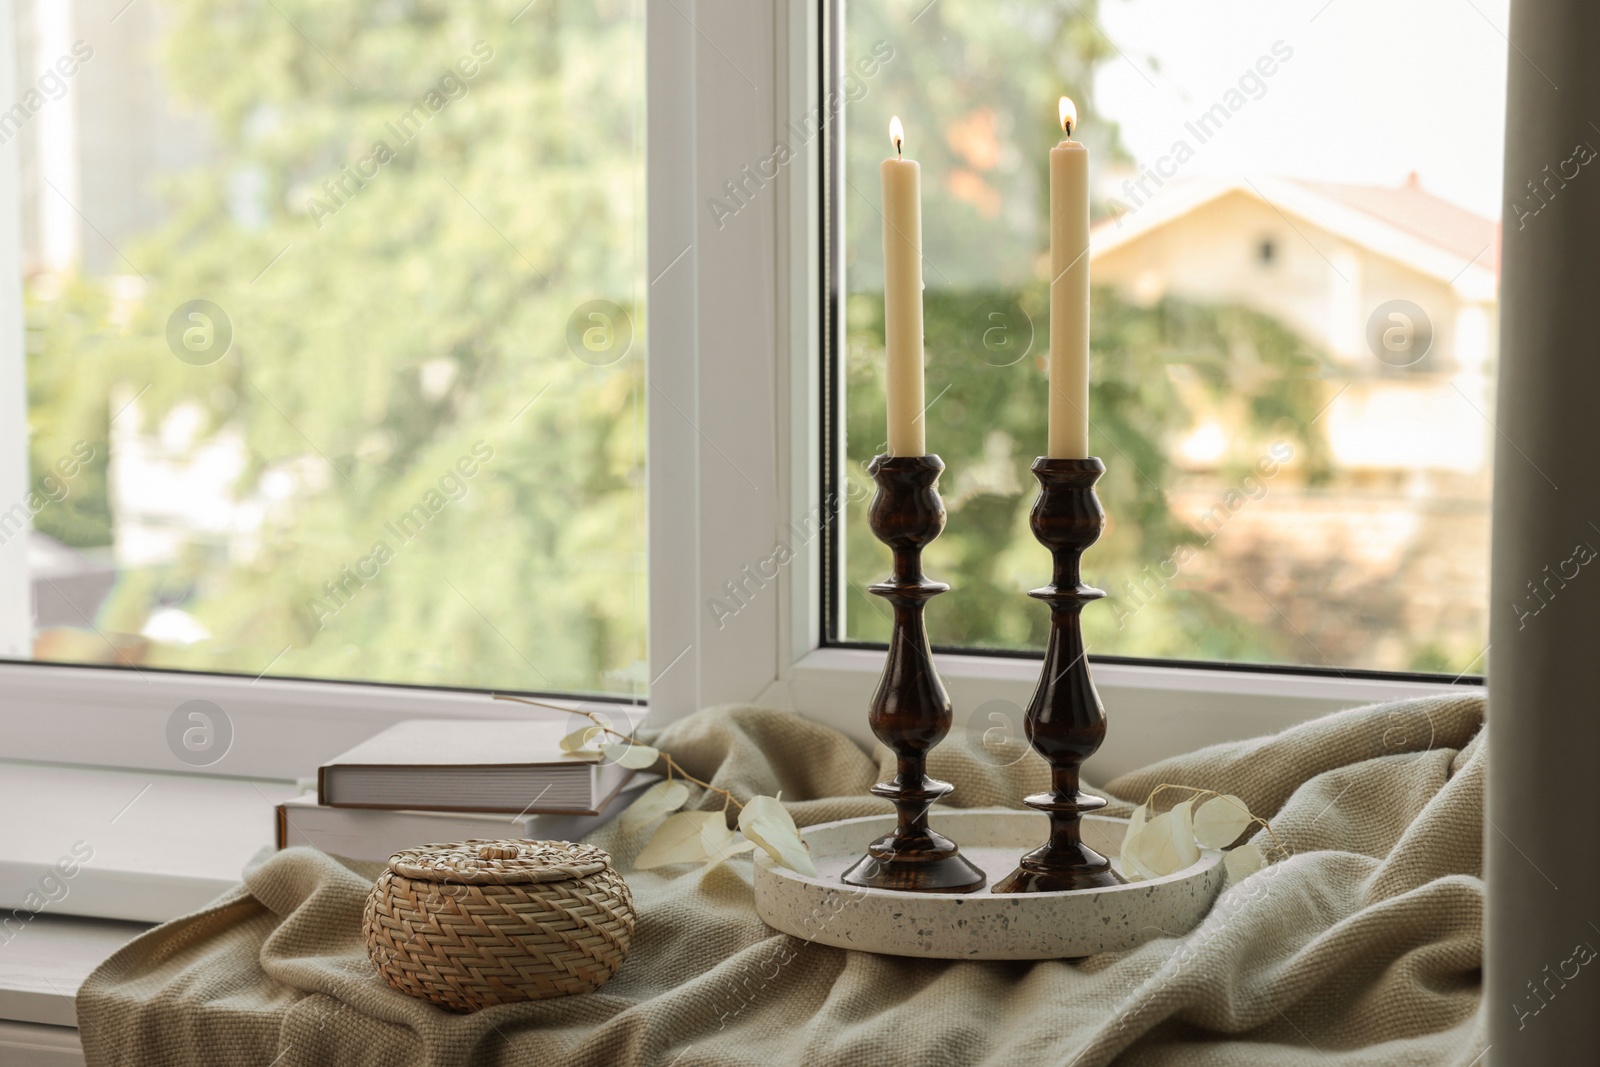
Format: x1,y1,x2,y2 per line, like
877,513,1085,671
0,0,1478,786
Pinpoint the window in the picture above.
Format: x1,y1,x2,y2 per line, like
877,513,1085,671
2,0,646,698
831,0,1504,677
0,0,1481,783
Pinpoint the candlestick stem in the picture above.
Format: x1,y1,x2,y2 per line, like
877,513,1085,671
841,454,986,894
993,457,1125,894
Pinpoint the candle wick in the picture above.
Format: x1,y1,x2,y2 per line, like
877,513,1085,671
895,139,902,160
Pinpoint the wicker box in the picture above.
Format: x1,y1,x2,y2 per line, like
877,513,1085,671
363,839,635,1012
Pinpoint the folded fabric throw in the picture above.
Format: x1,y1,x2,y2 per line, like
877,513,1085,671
77,695,1488,1066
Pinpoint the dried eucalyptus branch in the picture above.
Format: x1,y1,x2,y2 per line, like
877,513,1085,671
489,693,815,875
1120,783,1286,882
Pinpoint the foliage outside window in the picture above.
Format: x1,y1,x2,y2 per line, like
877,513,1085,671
19,0,646,696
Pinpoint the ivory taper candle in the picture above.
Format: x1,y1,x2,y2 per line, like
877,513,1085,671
882,116,926,457
1048,97,1091,459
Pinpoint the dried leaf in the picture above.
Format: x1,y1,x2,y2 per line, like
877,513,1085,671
738,794,818,877
559,726,604,753
1224,841,1267,880
620,779,691,835
1169,798,1192,835
1121,812,1170,879
1169,800,1202,869
1193,795,1253,849
1125,802,1202,878
1118,835,1149,880
635,811,718,869
698,810,736,851
603,742,661,770
736,794,786,835
1118,805,1150,878
702,834,757,870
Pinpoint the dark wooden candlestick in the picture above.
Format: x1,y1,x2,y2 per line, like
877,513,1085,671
993,457,1126,894
841,454,986,894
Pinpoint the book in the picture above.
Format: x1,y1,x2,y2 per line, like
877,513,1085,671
277,777,656,864
317,717,639,815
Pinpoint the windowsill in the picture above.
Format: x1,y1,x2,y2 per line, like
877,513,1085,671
1,761,300,925
0,761,299,1032
0,914,149,1027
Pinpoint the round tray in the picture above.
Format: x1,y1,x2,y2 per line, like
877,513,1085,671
753,808,1224,959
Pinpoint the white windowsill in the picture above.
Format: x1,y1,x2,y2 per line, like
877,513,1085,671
0,762,294,1039
0,761,298,925
0,914,148,1028
0,1019,87,1067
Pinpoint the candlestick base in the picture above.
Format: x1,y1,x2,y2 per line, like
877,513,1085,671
840,775,988,892
993,457,1126,896
991,796,1124,893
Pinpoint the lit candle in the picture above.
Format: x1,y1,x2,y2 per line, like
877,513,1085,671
882,116,926,457
1048,97,1090,459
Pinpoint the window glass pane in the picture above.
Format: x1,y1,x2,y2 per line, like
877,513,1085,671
8,0,646,695
839,0,1503,674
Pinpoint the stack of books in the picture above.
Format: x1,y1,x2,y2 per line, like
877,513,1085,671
276,717,648,864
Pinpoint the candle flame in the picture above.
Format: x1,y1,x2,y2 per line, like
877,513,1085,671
889,115,904,157
1059,96,1077,138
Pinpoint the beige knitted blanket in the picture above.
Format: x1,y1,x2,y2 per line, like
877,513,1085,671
77,695,1488,1066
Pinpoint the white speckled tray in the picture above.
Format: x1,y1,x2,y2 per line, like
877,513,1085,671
753,808,1224,959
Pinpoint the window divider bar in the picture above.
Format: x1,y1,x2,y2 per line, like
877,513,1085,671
645,0,786,724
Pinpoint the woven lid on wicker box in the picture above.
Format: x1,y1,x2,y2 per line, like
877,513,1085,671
387,839,613,885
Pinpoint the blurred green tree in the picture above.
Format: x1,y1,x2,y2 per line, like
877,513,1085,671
25,0,647,695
